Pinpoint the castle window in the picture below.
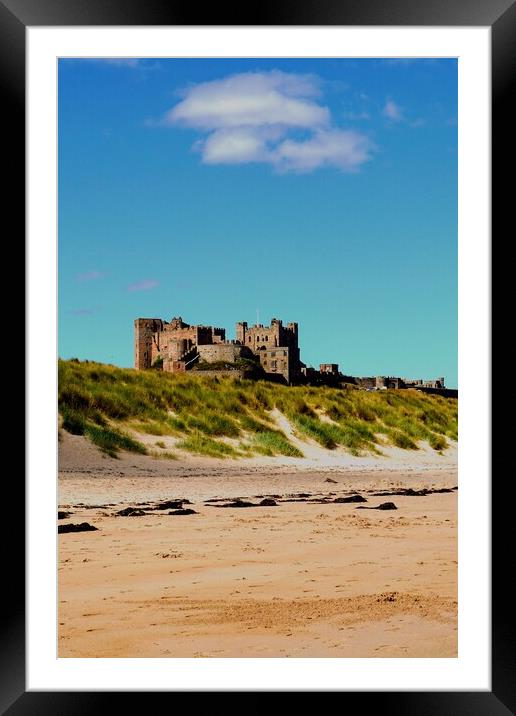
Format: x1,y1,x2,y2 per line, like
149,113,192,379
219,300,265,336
271,361,277,370
248,336,251,343
265,336,268,341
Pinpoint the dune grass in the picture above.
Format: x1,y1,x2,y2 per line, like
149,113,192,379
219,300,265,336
175,435,240,458
58,359,457,458
249,430,304,458
148,448,178,460
84,424,147,459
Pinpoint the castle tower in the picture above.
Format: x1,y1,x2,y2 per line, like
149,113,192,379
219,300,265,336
236,321,247,345
134,318,162,370
286,322,298,340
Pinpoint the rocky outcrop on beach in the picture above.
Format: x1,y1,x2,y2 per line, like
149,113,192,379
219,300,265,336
58,522,98,533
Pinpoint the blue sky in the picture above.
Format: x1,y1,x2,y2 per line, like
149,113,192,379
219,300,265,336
58,58,457,386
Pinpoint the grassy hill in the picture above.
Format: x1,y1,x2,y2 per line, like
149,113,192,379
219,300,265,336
58,359,458,459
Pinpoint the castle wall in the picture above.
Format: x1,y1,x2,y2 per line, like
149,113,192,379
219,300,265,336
414,386,457,398
195,326,214,345
138,320,227,371
212,328,226,343
258,348,290,383
355,376,447,392
166,338,189,362
320,363,339,374
163,359,186,373
197,343,248,364
162,324,197,344
243,322,281,351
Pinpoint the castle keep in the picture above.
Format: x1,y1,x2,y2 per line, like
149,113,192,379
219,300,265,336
134,313,449,393
236,319,301,384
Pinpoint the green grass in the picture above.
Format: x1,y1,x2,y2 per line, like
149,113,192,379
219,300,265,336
58,359,458,458
428,433,448,451
84,424,147,459
134,420,175,436
175,435,240,458
250,430,304,457
386,429,418,450
292,414,340,449
149,449,178,460
61,405,87,435
183,413,240,437
291,414,380,456
193,360,241,371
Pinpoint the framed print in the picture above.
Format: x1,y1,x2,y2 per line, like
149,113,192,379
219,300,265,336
4,0,510,709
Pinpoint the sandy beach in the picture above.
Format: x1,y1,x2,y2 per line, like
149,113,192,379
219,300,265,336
58,432,457,658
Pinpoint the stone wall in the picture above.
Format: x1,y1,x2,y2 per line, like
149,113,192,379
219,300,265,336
413,386,457,399
197,343,248,363
212,328,226,343
163,359,186,373
258,347,290,383
320,363,339,374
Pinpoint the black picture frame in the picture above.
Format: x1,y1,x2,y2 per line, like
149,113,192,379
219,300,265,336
5,0,508,709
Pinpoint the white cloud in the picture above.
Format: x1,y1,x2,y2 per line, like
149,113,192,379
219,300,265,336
383,99,403,122
196,126,374,172
163,71,374,173
165,71,328,130
199,127,276,165
275,129,374,173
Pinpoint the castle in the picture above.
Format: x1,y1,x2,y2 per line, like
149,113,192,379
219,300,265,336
134,315,302,383
134,314,449,393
